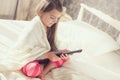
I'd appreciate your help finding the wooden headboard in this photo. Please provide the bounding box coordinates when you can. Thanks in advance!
[77,4,120,45]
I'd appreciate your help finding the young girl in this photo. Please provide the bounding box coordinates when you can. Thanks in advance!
[21,0,70,79]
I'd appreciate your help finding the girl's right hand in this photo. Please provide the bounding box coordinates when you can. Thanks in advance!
[47,52,61,61]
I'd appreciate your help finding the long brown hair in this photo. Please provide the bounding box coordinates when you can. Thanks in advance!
[37,0,63,51]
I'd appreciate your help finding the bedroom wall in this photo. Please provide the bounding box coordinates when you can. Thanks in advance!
[0,0,18,19]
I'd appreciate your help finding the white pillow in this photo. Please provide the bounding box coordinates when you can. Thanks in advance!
[55,20,119,56]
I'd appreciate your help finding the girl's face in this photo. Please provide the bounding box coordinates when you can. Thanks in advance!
[40,9,62,27]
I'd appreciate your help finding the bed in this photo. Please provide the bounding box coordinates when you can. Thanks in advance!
[0,4,120,80]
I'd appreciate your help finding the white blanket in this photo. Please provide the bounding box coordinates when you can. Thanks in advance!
[0,16,120,80]
[0,16,50,78]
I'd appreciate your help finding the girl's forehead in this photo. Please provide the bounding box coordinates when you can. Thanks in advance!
[47,9,62,17]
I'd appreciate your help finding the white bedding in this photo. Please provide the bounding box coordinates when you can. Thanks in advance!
[0,16,120,80]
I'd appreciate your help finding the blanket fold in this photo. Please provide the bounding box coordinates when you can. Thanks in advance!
[0,16,50,71]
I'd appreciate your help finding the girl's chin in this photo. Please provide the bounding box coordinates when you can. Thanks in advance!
[48,24,53,27]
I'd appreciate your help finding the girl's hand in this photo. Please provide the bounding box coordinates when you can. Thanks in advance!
[60,54,69,60]
[47,52,61,61]
[59,49,70,60]
[45,49,70,61]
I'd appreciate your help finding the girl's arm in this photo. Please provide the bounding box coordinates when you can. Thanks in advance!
[43,51,61,61]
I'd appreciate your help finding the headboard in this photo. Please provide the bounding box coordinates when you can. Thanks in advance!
[77,4,120,45]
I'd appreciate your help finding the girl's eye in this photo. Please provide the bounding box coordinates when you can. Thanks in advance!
[50,16,55,19]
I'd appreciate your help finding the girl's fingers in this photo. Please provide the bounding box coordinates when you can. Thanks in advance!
[60,54,69,59]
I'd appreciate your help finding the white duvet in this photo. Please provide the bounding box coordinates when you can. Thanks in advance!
[0,16,120,80]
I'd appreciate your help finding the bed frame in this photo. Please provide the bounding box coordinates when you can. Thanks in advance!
[77,4,120,45]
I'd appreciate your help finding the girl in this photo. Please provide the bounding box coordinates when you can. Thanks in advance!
[21,0,70,79]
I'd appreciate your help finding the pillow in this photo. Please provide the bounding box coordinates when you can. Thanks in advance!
[55,20,119,56]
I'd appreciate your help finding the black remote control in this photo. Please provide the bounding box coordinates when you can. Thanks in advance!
[56,49,82,57]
